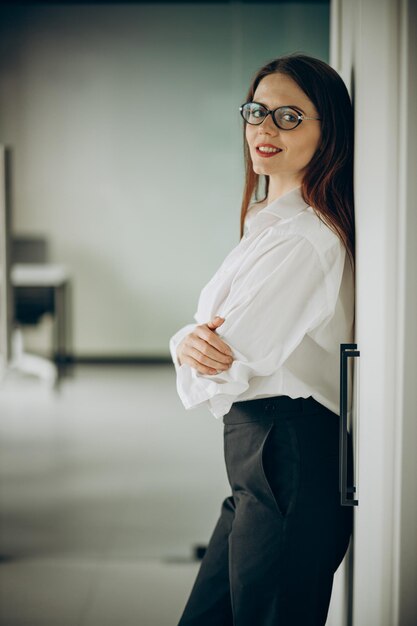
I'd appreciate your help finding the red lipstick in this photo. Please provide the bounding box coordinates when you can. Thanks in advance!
[255,143,283,158]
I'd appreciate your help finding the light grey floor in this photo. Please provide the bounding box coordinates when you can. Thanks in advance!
[0,364,231,626]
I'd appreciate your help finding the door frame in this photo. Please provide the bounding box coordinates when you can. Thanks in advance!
[330,0,417,624]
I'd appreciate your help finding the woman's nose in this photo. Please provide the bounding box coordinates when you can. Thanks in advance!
[259,114,279,134]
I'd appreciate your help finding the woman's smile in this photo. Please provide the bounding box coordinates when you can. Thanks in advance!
[255,143,283,158]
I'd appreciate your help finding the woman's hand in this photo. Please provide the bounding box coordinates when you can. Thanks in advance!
[176,316,234,375]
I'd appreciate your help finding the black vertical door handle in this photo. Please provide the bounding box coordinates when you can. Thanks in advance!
[339,343,359,506]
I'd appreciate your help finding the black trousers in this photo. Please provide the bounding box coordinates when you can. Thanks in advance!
[177,395,354,626]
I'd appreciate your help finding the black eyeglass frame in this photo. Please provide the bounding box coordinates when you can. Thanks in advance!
[239,101,321,131]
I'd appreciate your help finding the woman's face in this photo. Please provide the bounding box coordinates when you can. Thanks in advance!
[245,72,321,185]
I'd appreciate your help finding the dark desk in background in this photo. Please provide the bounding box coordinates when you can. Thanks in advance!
[11,263,72,367]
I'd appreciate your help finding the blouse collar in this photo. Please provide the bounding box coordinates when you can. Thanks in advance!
[244,185,311,237]
[259,185,309,220]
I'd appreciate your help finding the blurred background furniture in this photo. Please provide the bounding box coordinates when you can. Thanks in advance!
[0,145,14,380]
[11,236,72,382]
[0,146,72,387]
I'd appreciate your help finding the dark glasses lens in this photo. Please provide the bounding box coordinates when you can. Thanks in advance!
[240,103,267,124]
[240,103,301,130]
[274,107,300,129]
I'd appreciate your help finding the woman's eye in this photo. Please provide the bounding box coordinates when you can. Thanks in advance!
[282,113,297,122]
[252,109,264,118]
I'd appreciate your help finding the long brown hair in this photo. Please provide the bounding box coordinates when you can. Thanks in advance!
[240,53,355,272]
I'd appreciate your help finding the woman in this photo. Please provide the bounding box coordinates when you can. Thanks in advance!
[169,53,355,626]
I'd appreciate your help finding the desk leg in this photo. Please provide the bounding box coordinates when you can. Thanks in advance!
[54,282,72,375]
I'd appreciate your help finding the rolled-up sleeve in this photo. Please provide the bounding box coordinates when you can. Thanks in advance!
[172,233,334,419]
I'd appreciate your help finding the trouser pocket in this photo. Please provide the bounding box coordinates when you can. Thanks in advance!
[224,418,301,519]
[259,419,300,518]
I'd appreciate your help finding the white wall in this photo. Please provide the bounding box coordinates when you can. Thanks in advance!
[332,0,417,624]
[0,3,329,357]
[394,1,417,623]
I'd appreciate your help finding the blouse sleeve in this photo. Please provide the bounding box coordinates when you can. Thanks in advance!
[173,233,335,419]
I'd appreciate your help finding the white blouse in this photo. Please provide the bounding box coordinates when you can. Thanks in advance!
[169,185,354,420]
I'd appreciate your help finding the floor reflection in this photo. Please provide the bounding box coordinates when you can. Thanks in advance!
[0,364,229,625]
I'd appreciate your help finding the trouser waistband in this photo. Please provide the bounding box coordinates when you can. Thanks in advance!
[223,394,327,424]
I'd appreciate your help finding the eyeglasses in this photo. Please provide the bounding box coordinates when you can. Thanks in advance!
[239,101,321,131]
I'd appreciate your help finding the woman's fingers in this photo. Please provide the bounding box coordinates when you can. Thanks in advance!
[185,353,218,375]
[187,344,233,371]
[206,315,225,329]
[176,318,235,375]
[193,331,233,364]
[189,336,233,367]
[198,321,234,357]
